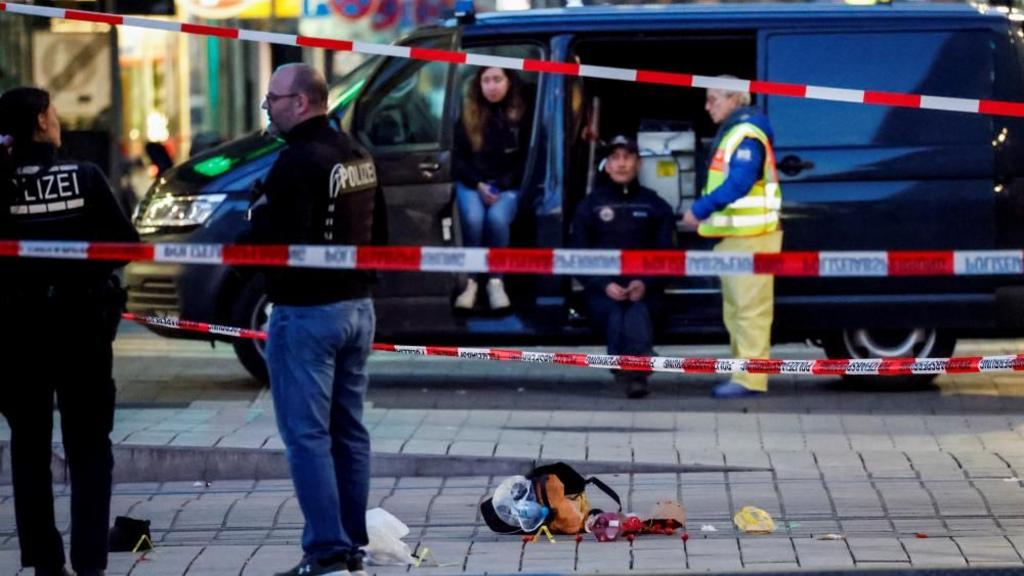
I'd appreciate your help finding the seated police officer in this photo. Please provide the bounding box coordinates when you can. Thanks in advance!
[0,87,139,576]
[570,135,675,399]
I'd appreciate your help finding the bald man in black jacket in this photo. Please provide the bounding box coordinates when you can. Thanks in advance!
[250,63,386,576]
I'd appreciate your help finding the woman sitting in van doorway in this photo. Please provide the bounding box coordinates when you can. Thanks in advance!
[453,66,531,311]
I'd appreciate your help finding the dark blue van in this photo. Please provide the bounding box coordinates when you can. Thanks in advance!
[126,2,1024,382]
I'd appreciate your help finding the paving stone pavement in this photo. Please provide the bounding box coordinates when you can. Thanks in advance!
[3,470,1024,575]
[3,330,1024,573]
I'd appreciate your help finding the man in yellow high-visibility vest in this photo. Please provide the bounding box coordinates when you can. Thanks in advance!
[683,83,783,398]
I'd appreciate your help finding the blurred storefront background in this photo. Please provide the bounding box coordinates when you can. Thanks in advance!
[0,0,508,200]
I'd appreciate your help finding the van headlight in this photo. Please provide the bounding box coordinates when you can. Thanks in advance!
[137,194,227,228]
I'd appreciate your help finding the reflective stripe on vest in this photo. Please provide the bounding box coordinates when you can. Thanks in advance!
[698,122,782,238]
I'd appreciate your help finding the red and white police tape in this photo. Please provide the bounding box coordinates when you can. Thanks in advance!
[4,240,1024,277]
[122,313,1024,376]
[2,1,1024,118]
[123,313,268,341]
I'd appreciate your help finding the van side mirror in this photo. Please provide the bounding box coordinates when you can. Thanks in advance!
[144,142,174,176]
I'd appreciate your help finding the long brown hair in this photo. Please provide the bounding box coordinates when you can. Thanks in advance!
[462,67,526,152]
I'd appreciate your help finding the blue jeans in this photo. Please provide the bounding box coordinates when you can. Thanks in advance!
[266,298,375,561]
[455,182,518,248]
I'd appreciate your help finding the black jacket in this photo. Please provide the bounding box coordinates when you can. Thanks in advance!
[570,172,675,293]
[250,116,387,306]
[0,142,139,293]
[453,101,531,191]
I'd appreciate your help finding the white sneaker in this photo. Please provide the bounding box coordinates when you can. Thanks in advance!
[487,278,511,309]
[454,278,478,309]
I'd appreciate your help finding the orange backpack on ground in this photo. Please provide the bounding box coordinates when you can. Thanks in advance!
[481,462,622,535]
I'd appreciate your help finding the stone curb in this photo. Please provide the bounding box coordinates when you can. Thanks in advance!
[514,569,1024,576]
[0,441,770,483]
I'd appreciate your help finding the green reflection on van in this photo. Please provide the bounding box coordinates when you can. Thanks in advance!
[192,155,235,178]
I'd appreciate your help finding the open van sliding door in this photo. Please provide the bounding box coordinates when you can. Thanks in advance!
[351,32,459,337]
[566,34,757,338]
[760,27,996,355]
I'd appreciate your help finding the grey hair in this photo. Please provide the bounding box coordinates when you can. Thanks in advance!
[277,63,328,109]
[714,75,752,107]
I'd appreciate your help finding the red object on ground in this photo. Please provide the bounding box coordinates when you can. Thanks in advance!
[621,515,645,534]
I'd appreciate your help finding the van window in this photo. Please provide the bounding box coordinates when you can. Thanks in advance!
[330,55,380,132]
[765,30,993,148]
[355,36,452,150]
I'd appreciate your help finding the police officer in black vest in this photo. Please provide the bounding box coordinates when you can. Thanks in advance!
[0,87,139,576]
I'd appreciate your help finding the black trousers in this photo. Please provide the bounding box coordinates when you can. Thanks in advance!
[0,293,117,572]
[586,290,663,382]
[586,291,662,356]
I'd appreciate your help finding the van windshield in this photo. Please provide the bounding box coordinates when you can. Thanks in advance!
[171,57,379,185]
[329,56,380,111]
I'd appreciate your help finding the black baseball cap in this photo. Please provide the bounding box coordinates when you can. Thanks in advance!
[606,134,639,156]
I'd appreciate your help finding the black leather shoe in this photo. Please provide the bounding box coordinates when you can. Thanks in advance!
[625,375,651,399]
[615,371,651,399]
[274,556,348,576]
[347,554,369,576]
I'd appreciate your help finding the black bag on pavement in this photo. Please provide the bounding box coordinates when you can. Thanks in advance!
[108,515,152,552]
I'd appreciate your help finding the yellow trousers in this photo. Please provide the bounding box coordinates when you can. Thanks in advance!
[715,230,784,392]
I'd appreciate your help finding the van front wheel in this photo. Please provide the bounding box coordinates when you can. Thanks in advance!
[821,328,956,386]
[231,275,270,385]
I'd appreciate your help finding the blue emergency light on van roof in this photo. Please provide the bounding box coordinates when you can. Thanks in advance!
[454,0,475,22]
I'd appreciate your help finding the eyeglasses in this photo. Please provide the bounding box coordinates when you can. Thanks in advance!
[264,92,299,105]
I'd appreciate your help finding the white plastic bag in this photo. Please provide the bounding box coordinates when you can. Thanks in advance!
[363,508,416,566]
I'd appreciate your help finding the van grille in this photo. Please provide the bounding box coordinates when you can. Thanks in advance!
[127,278,180,314]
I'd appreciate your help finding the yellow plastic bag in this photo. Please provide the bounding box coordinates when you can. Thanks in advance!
[733,506,776,534]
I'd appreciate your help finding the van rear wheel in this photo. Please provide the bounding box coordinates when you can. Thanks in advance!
[231,275,270,385]
[822,328,956,386]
